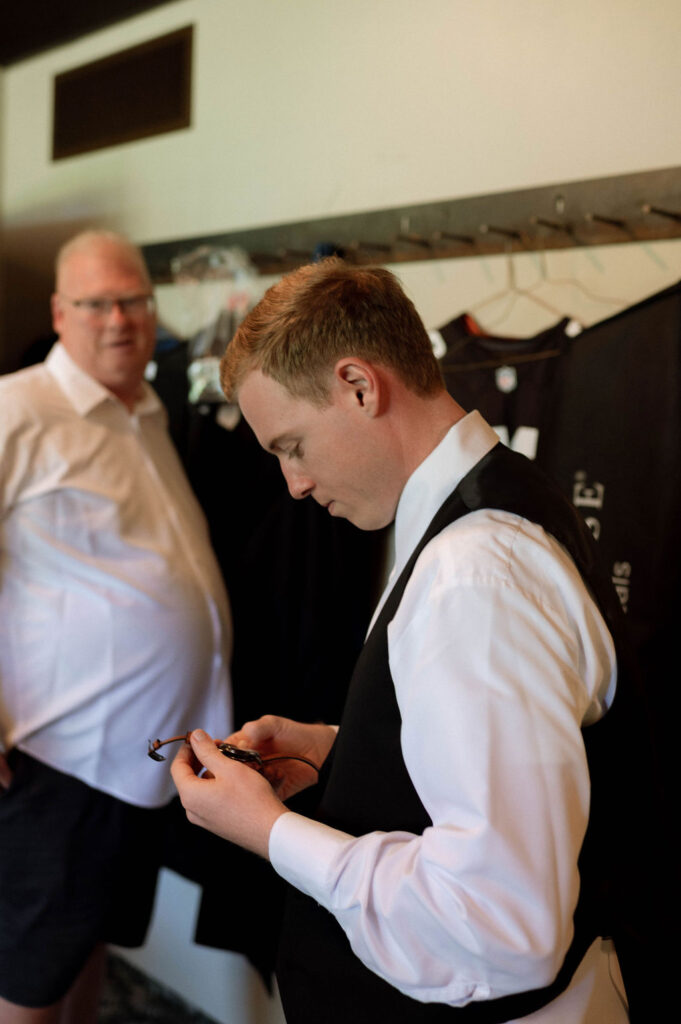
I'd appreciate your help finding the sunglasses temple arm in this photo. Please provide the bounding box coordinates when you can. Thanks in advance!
[147,732,191,758]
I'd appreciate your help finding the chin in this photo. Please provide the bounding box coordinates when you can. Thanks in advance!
[348,510,395,532]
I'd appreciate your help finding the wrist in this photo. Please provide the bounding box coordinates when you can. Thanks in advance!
[245,798,288,860]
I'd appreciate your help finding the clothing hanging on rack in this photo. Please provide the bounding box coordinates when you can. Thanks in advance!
[433,313,580,460]
[151,346,389,985]
[436,282,681,810]
[537,283,681,783]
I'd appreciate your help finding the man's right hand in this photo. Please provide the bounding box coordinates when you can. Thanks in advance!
[0,752,12,791]
[227,715,337,801]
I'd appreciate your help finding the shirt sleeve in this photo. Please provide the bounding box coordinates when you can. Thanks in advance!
[269,513,616,1006]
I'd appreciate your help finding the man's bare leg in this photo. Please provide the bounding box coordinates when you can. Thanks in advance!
[59,944,107,1024]
[0,945,106,1024]
[0,996,62,1024]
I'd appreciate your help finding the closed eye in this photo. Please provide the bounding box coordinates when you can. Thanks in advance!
[268,436,303,460]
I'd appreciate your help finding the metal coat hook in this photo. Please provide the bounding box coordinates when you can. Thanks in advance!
[142,167,681,281]
[530,216,578,241]
[396,233,432,248]
[349,240,392,253]
[584,212,628,231]
[434,230,476,245]
[479,224,523,242]
[641,203,681,224]
[280,248,312,261]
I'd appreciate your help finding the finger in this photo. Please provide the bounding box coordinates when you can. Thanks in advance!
[237,715,283,747]
[224,728,251,747]
[188,728,235,774]
[170,740,203,787]
[224,724,269,752]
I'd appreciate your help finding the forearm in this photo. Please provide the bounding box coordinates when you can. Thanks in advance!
[268,780,581,1004]
[267,577,605,1001]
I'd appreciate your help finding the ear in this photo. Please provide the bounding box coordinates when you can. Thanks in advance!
[333,358,382,416]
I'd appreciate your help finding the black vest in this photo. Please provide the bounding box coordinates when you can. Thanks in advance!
[276,444,657,1023]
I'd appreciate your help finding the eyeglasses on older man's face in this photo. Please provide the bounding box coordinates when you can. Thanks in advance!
[59,294,156,320]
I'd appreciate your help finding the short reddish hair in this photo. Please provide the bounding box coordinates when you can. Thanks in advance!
[220,259,443,405]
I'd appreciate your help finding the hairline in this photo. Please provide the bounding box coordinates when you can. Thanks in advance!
[220,259,445,405]
[55,230,152,292]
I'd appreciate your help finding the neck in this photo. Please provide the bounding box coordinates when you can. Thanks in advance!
[118,390,141,412]
[395,389,466,481]
[106,380,144,412]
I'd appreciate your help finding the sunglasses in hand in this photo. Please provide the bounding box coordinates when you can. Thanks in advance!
[147,733,320,774]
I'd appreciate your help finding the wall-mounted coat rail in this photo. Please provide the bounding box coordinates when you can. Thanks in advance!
[142,165,681,283]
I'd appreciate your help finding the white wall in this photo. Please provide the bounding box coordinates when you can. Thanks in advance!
[2,0,681,360]
[3,0,681,240]
[0,65,5,339]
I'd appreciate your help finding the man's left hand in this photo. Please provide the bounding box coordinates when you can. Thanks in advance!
[170,729,287,859]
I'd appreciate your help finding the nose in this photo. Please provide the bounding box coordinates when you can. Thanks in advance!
[107,300,129,324]
[281,462,314,500]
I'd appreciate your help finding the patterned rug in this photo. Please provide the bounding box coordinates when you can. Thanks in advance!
[100,952,217,1023]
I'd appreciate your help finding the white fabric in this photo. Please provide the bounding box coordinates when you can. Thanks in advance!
[0,343,232,807]
[270,411,626,1021]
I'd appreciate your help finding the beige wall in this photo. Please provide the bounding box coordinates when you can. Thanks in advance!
[2,0,681,362]
[4,0,681,238]
[0,66,5,350]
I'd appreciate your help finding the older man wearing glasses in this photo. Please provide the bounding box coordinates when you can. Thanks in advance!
[0,231,233,1023]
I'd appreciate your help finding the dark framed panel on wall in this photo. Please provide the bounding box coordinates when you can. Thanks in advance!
[52,25,193,160]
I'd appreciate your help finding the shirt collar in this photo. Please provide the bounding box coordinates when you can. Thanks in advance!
[392,410,499,579]
[46,342,162,418]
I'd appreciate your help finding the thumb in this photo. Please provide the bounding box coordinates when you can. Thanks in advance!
[188,729,224,771]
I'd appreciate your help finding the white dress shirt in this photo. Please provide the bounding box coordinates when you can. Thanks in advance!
[0,343,232,807]
[269,412,627,1022]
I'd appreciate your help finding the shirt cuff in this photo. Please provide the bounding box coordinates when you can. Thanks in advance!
[269,811,354,906]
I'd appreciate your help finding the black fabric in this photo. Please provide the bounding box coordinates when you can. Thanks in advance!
[149,333,193,458]
[438,315,571,450]
[183,408,387,985]
[151,351,388,985]
[438,288,681,808]
[0,750,166,1008]
[535,285,681,810]
[276,444,660,1023]
[160,796,286,991]
[179,402,388,728]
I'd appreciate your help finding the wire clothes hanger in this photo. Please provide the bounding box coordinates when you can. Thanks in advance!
[467,220,628,336]
[442,229,630,372]
[444,245,573,374]
[468,244,576,333]
[523,245,627,312]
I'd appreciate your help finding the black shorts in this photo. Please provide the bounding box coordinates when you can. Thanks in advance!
[0,749,168,1008]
